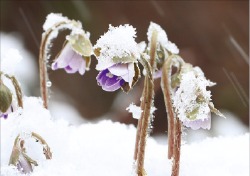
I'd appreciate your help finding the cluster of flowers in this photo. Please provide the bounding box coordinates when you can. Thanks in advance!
[1,14,223,131]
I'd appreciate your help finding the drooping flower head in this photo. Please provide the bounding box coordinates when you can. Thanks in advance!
[147,22,179,78]
[172,65,224,130]
[0,82,14,119]
[52,31,92,75]
[94,24,140,92]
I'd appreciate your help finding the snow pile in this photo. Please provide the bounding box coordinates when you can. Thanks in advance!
[1,97,249,176]
[126,103,142,119]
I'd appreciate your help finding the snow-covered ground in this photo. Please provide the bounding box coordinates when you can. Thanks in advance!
[1,97,249,176]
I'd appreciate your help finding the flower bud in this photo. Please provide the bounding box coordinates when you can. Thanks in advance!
[0,83,12,113]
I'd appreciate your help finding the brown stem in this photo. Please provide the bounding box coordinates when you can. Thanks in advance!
[161,57,175,159]
[136,30,157,175]
[134,77,147,161]
[1,73,23,108]
[39,21,69,109]
[137,76,154,175]
[171,119,182,176]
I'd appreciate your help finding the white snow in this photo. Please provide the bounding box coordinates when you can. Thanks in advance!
[94,24,140,71]
[43,13,69,31]
[1,49,22,76]
[126,103,142,119]
[147,22,179,54]
[1,97,249,176]
[173,66,216,124]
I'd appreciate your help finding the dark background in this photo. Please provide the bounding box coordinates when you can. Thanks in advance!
[1,0,249,134]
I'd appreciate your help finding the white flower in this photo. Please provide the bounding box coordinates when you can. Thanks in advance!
[172,66,217,130]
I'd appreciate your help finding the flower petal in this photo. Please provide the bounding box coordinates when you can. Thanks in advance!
[183,114,211,130]
[52,43,74,69]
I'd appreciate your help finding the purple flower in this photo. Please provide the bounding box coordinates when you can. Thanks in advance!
[96,63,134,92]
[52,42,87,75]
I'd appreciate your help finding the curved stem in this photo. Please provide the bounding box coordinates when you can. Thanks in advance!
[161,55,184,159]
[1,72,23,108]
[136,30,157,175]
[161,57,175,159]
[39,21,72,109]
[161,55,184,176]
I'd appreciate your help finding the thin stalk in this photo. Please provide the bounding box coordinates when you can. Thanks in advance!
[1,72,23,108]
[134,54,152,161]
[39,21,69,109]
[171,119,182,176]
[136,30,157,175]
[134,77,147,161]
[161,57,175,159]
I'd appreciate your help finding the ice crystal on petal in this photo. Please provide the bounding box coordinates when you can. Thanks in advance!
[173,66,216,130]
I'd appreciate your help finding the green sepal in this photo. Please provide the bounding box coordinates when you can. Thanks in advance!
[0,83,12,112]
[68,34,92,57]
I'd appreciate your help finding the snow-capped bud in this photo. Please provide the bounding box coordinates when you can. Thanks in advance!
[173,66,223,130]
[94,24,141,92]
[0,83,12,113]
[147,22,179,79]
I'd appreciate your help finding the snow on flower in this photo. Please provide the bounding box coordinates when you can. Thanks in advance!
[94,24,140,92]
[147,22,179,79]
[172,66,218,130]
[43,13,69,31]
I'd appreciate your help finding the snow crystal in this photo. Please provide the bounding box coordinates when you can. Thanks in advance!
[43,13,69,31]
[94,24,140,71]
[147,22,179,54]
[173,66,216,126]
[1,48,22,75]
[126,103,142,119]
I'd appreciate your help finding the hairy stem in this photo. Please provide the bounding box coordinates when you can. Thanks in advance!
[172,119,182,176]
[161,57,175,159]
[39,21,69,109]
[136,30,157,175]
[1,72,23,108]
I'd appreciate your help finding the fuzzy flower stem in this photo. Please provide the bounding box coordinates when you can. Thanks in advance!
[161,55,184,176]
[172,118,182,176]
[134,74,147,161]
[39,21,70,109]
[134,54,152,161]
[136,30,157,175]
[161,57,175,159]
[0,72,23,108]
[161,55,183,159]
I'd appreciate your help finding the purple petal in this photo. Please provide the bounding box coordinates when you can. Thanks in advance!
[183,116,211,130]
[96,69,125,92]
[52,42,86,75]
[97,69,109,86]
[52,43,74,69]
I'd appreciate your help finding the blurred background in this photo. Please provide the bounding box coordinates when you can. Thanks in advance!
[1,0,249,140]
